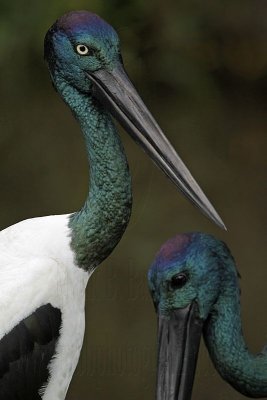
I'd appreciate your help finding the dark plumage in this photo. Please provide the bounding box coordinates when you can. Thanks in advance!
[0,304,61,399]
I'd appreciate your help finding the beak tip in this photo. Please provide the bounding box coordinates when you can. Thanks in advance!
[213,213,227,231]
[202,199,226,231]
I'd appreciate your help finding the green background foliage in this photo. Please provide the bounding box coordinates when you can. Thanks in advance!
[1,1,267,399]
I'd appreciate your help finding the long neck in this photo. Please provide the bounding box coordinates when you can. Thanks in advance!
[203,272,267,397]
[55,77,132,271]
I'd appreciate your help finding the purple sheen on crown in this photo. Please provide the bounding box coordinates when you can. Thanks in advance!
[150,233,195,273]
[55,10,115,37]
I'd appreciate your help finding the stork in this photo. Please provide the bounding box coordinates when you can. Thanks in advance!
[0,11,225,400]
[148,233,267,400]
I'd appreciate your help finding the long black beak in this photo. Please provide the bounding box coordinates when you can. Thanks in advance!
[157,303,203,400]
[87,63,226,230]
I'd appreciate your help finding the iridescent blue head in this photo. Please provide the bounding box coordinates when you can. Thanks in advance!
[148,232,237,319]
[44,11,120,91]
[148,233,238,400]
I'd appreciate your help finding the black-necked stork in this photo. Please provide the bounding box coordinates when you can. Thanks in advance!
[0,11,225,400]
[148,233,267,400]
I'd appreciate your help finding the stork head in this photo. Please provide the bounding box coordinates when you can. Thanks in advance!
[44,11,120,92]
[44,11,225,230]
[148,232,238,400]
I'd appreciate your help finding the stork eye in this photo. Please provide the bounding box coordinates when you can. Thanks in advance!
[76,44,90,55]
[170,273,188,290]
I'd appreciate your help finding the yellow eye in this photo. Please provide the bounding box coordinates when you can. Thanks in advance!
[76,44,89,55]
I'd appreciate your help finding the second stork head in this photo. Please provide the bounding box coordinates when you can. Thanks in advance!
[149,233,267,400]
[148,233,236,400]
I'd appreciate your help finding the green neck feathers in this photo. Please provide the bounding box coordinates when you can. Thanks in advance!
[57,77,132,271]
[204,271,267,397]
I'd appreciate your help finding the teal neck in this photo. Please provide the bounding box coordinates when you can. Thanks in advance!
[55,76,132,271]
[203,271,267,397]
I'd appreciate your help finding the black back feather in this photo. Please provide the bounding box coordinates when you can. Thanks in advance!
[0,304,62,399]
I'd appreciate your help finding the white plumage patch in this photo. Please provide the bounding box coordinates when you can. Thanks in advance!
[0,214,90,400]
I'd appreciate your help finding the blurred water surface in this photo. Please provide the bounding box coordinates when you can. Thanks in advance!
[1,1,267,399]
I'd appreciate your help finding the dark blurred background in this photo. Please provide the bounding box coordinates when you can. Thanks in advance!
[1,1,267,399]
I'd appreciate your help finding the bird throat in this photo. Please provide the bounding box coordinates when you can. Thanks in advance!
[55,77,132,272]
[203,278,267,397]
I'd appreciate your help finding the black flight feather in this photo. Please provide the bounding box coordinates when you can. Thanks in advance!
[0,303,62,399]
